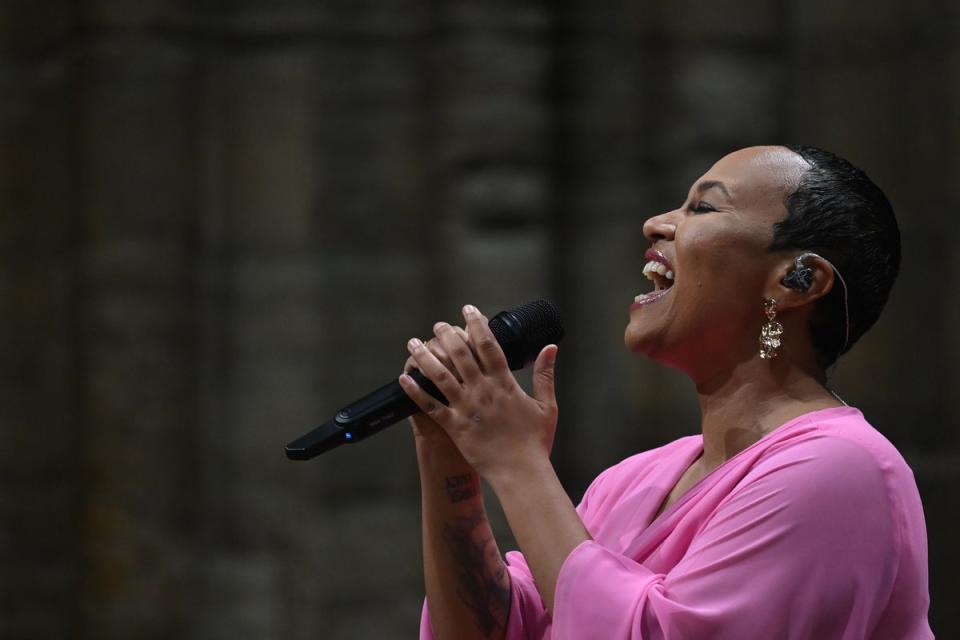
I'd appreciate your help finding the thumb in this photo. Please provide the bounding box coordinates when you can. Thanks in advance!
[532,344,559,407]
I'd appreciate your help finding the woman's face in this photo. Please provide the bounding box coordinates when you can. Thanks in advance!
[624,146,809,381]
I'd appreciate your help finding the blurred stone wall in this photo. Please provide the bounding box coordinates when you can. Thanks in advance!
[0,0,956,638]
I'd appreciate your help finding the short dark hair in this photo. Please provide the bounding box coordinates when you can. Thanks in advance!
[769,144,901,366]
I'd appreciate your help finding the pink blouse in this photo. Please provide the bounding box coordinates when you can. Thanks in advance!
[420,407,932,639]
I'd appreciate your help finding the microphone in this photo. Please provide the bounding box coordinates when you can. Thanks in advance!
[285,300,564,460]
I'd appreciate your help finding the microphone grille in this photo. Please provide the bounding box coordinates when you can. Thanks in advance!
[508,299,564,345]
[488,299,564,370]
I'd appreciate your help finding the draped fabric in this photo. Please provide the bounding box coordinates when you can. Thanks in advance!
[421,407,932,639]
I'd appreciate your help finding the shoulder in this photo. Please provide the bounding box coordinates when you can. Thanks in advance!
[753,407,918,497]
[679,409,929,635]
[738,407,923,551]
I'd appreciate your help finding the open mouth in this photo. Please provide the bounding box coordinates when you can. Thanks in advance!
[632,249,675,306]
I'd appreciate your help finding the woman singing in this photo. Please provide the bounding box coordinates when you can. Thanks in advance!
[398,145,932,639]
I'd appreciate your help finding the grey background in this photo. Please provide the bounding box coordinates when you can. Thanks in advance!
[1,0,957,638]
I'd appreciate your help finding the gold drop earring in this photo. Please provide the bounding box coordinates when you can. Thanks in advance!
[759,298,783,359]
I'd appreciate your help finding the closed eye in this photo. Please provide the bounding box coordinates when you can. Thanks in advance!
[690,201,716,214]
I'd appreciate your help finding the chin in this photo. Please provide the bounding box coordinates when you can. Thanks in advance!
[624,323,695,376]
[624,322,663,357]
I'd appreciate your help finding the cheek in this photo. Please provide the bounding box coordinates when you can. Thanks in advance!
[678,224,767,300]
[680,227,738,288]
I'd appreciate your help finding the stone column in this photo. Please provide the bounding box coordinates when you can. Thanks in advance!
[0,3,82,637]
[76,27,202,639]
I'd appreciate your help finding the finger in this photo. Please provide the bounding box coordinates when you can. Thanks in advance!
[434,322,482,384]
[532,344,559,408]
[407,337,463,403]
[427,338,463,380]
[399,373,452,424]
[403,336,461,378]
[462,304,510,378]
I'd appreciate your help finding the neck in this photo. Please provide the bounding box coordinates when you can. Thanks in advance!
[693,356,843,469]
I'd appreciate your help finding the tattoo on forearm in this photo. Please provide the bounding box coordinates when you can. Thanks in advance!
[445,473,479,503]
[443,508,511,637]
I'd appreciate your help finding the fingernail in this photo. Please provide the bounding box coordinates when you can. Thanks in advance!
[408,338,422,351]
[545,345,557,364]
[463,304,478,315]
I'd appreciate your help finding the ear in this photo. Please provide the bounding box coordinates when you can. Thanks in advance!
[767,253,836,311]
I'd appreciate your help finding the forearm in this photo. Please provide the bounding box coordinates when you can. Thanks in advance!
[487,457,591,614]
[417,437,510,640]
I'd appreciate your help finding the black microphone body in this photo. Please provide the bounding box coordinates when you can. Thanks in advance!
[285,300,563,460]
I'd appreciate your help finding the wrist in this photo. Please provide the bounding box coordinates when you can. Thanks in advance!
[483,451,555,498]
[415,430,479,488]
[415,431,466,462]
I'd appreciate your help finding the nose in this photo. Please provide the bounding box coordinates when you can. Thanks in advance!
[642,209,678,242]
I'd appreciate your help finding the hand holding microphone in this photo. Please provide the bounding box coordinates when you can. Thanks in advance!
[285,300,563,460]
[398,304,562,482]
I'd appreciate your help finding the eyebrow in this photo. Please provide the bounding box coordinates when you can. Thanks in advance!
[696,180,732,200]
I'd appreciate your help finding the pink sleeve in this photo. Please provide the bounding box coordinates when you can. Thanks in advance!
[552,437,910,640]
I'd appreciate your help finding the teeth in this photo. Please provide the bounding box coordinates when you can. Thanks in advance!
[642,259,675,282]
[633,289,669,304]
